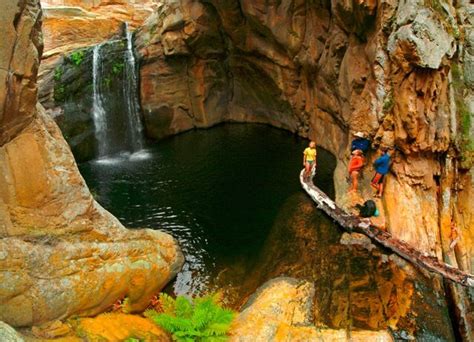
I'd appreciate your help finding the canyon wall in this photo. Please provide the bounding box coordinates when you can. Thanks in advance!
[135,2,473,336]
[0,0,183,327]
[135,0,473,267]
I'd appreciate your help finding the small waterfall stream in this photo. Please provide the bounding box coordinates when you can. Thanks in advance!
[124,23,145,152]
[91,23,145,160]
[92,44,108,156]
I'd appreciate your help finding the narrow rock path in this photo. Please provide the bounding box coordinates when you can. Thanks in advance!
[300,170,474,287]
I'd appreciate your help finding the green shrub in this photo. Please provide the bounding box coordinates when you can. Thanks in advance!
[70,50,85,66]
[145,293,235,342]
[112,62,125,75]
[54,66,63,81]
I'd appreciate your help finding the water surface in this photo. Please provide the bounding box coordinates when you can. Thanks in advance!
[80,124,333,295]
[79,124,455,340]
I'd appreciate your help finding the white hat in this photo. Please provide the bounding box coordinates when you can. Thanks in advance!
[353,132,365,138]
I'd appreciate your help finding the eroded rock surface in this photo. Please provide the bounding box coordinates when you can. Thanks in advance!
[135,0,473,284]
[230,277,394,342]
[0,0,183,327]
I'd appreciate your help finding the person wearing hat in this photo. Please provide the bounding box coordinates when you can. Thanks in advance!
[348,149,364,192]
[351,132,370,154]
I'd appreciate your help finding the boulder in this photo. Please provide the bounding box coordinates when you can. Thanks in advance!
[0,0,183,327]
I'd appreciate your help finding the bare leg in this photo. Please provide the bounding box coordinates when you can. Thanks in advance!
[350,171,359,192]
[304,162,311,180]
[378,181,384,197]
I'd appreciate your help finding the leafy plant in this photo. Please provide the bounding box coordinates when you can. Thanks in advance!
[54,84,66,102]
[112,62,125,75]
[54,66,63,81]
[70,50,85,66]
[145,293,235,342]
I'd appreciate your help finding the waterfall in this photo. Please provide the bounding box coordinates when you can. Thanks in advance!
[92,43,108,157]
[90,23,146,161]
[123,22,145,152]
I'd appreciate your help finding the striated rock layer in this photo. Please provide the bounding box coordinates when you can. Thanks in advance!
[0,0,183,327]
[135,1,473,337]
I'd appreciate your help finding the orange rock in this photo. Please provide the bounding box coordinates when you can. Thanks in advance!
[0,0,183,328]
[74,313,170,341]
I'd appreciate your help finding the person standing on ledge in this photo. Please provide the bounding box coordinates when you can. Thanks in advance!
[348,149,364,192]
[371,148,391,198]
[303,141,317,181]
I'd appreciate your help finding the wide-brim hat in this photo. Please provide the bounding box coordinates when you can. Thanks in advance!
[353,131,365,138]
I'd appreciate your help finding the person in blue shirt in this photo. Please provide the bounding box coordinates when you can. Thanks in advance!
[370,148,391,198]
[351,132,370,154]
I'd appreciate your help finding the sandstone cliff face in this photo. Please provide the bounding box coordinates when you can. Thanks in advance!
[136,3,473,336]
[135,0,473,266]
[38,0,157,111]
[0,0,183,327]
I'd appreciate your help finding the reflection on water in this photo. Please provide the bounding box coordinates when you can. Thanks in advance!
[80,124,334,296]
[79,124,455,340]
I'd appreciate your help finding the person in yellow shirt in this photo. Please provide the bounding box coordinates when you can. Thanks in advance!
[303,141,317,181]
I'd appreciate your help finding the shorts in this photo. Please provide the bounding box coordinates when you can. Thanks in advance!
[306,160,315,165]
[371,173,384,185]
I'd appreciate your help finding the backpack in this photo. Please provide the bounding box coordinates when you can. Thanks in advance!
[356,200,376,218]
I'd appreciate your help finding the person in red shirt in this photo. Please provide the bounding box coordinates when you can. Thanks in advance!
[348,149,364,192]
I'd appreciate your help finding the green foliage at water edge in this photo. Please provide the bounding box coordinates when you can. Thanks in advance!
[145,293,235,342]
[70,50,86,66]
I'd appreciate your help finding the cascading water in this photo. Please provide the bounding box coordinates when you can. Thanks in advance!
[91,23,146,161]
[123,22,145,152]
[92,44,108,157]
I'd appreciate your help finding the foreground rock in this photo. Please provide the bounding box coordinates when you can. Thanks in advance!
[72,313,170,341]
[0,322,24,342]
[230,277,393,341]
[0,0,183,327]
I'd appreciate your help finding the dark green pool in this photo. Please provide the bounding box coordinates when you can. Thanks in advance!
[80,124,334,294]
[79,124,455,340]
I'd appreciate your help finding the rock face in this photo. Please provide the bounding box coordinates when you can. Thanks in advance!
[135,0,473,280]
[38,0,157,115]
[0,0,183,327]
[50,39,141,161]
[226,193,457,340]
[230,277,394,341]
